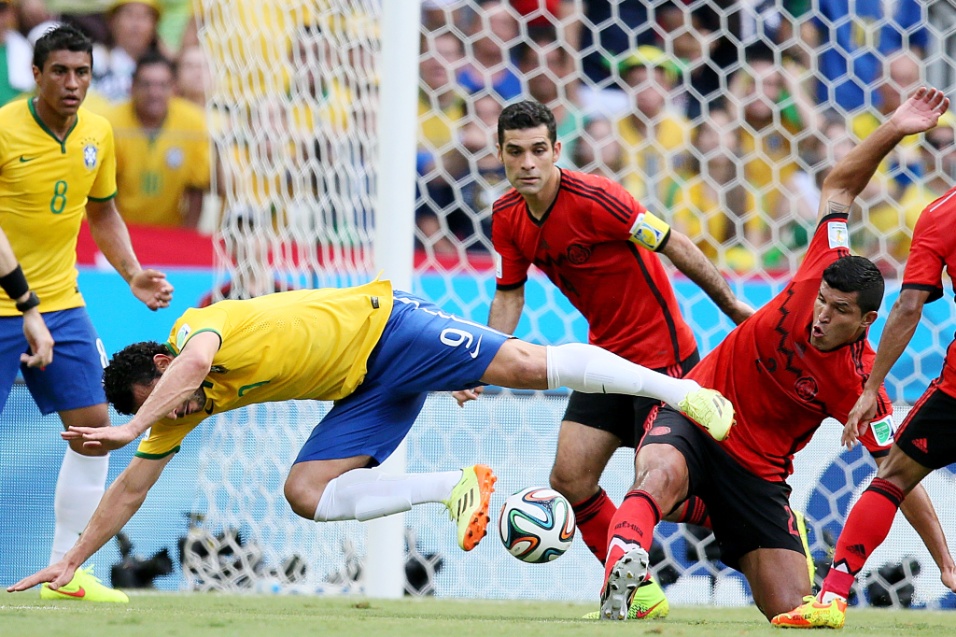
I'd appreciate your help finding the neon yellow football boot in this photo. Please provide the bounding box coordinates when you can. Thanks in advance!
[678,387,735,441]
[771,594,847,629]
[583,576,669,619]
[40,565,129,603]
[444,464,496,551]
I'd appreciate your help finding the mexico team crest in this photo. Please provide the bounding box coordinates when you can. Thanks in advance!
[83,144,98,169]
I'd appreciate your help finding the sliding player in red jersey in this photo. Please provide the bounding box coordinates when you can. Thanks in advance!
[774,105,956,631]
[454,99,752,619]
[598,88,954,623]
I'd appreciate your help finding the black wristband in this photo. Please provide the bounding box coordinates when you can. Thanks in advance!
[0,265,30,301]
[15,290,40,313]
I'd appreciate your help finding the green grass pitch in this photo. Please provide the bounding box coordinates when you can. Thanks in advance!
[3,594,956,637]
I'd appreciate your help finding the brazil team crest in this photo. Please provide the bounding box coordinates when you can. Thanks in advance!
[83,143,98,169]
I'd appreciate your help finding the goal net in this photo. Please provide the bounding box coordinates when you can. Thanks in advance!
[188,0,956,609]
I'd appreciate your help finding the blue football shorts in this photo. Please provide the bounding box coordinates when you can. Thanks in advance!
[295,293,511,465]
[0,307,108,415]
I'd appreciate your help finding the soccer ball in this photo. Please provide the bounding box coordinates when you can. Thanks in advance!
[498,487,576,563]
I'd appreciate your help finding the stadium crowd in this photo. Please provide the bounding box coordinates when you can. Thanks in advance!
[1,0,954,278]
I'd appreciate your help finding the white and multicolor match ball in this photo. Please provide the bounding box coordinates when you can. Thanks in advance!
[498,487,576,563]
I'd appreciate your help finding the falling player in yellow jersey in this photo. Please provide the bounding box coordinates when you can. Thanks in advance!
[0,25,173,603]
[8,280,736,595]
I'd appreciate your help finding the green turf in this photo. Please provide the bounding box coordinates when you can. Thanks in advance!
[2,593,955,637]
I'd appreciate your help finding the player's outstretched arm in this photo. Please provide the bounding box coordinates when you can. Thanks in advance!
[6,455,171,593]
[85,198,174,310]
[844,288,930,448]
[661,232,754,325]
[819,87,949,223]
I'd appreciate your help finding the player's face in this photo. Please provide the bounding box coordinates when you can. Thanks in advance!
[810,281,876,351]
[33,50,92,119]
[131,378,208,419]
[497,126,561,200]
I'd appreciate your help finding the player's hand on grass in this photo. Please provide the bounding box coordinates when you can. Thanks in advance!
[7,560,75,593]
[452,387,484,407]
[843,389,879,449]
[63,424,138,451]
[891,87,950,136]
[20,309,53,368]
[131,268,174,310]
[941,564,956,593]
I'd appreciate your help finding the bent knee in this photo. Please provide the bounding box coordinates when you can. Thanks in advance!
[549,468,600,504]
[284,477,324,520]
[633,445,689,504]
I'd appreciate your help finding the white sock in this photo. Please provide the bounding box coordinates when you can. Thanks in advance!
[50,448,109,564]
[314,468,462,522]
[546,343,699,408]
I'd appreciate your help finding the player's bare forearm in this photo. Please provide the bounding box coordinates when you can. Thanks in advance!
[898,482,955,575]
[86,199,142,283]
[7,456,168,592]
[488,286,525,334]
[822,88,948,210]
[663,232,751,324]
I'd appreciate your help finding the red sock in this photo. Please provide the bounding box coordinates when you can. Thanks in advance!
[675,495,711,529]
[823,478,905,599]
[604,489,660,584]
[572,488,617,564]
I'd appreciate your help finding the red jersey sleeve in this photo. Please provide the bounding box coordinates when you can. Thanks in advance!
[492,192,532,289]
[793,213,852,283]
[901,201,950,303]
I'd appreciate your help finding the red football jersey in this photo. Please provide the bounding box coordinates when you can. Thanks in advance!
[901,185,956,398]
[492,169,697,369]
[688,213,894,481]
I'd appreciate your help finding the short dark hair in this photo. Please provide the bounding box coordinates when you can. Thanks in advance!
[103,341,168,415]
[497,100,557,146]
[822,255,885,314]
[33,24,93,71]
[132,50,176,83]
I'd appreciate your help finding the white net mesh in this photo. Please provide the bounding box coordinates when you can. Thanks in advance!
[188,0,956,608]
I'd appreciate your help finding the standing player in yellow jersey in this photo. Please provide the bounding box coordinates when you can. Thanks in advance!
[0,25,173,603]
[109,51,210,229]
[7,280,735,594]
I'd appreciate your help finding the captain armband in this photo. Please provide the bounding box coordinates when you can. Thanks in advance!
[628,212,671,251]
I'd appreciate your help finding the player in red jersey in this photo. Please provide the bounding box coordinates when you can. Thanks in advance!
[453,99,752,618]
[598,88,954,623]
[774,104,956,630]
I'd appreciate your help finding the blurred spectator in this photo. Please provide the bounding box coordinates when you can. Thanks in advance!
[927,1,956,98]
[93,0,163,102]
[570,115,623,180]
[736,0,813,67]
[416,31,467,256]
[727,45,819,265]
[457,0,521,100]
[174,44,208,108]
[109,51,210,229]
[614,45,691,210]
[665,111,749,269]
[0,0,34,105]
[453,93,505,250]
[508,0,573,30]
[514,28,582,150]
[868,113,956,272]
[574,0,655,117]
[156,0,192,53]
[851,49,923,195]
[807,0,927,113]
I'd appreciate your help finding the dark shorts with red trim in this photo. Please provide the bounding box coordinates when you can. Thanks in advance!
[639,406,805,571]
[895,381,956,470]
[562,350,699,448]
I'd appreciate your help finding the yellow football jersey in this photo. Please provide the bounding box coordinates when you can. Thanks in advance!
[135,280,394,458]
[110,97,210,227]
[0,99,117,315]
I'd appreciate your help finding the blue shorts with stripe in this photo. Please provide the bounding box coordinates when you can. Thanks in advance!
[0,307,107,415]
[294,293,511,465]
